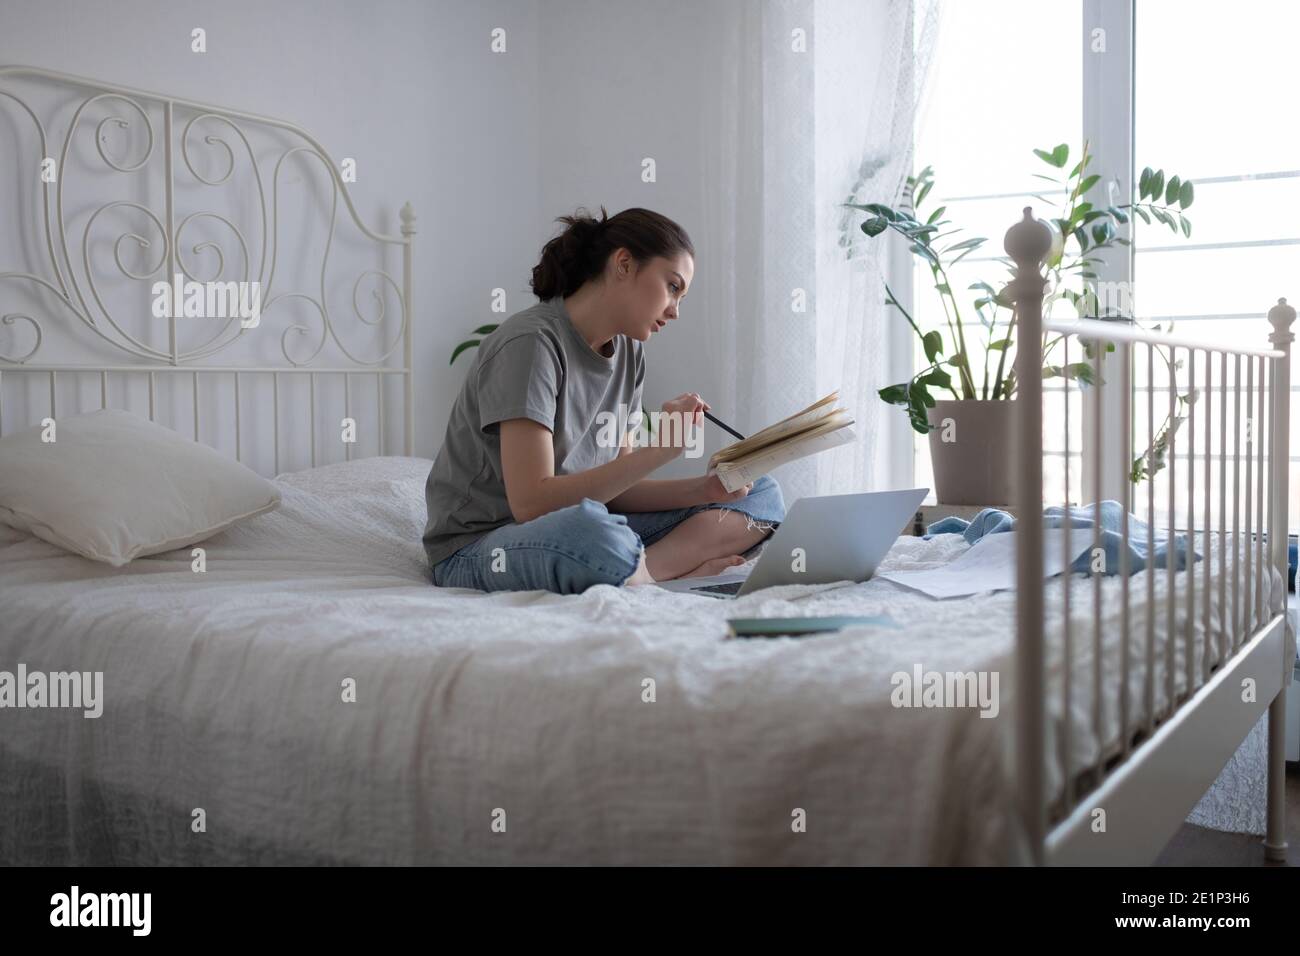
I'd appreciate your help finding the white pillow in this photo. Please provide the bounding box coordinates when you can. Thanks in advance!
[0,408,281,566]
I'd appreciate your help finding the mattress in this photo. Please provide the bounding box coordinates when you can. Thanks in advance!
[0,456,1283,865]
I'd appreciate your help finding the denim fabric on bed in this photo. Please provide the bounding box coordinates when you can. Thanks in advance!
[432,473,786,594]
[925,499,1199,576]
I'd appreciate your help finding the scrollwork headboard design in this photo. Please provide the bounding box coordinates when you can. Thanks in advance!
[0,65,415,474]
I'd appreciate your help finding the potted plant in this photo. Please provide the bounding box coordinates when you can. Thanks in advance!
[847,142,1196,504]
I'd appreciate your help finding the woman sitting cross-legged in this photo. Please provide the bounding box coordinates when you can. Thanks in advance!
[422,205,785,594]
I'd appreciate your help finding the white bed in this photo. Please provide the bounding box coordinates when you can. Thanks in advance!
[1,66,1291,867]
[0,455,1280,865]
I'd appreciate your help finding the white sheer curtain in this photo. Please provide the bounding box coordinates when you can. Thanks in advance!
[701,0,942,503]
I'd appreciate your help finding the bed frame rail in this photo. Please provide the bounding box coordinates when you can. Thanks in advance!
[1006,207,1294,865]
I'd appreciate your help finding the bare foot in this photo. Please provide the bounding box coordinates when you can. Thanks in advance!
[623,549,657,586]
[677,554,747,578]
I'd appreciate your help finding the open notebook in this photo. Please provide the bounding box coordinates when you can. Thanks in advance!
[706,391,856,492]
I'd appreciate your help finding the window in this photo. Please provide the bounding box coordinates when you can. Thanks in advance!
[911,0,1083,505]
[908,0,1300,534]
[1134,0,1300,532]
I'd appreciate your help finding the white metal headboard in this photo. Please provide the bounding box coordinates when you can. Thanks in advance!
[0,65,415,474]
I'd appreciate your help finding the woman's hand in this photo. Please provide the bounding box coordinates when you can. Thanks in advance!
[660,392,710,428]
[698,471,753,504]
[657,393,710,458]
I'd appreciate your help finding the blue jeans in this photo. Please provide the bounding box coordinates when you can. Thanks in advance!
[431,474,787,594]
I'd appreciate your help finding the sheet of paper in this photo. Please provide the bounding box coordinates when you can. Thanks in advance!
[877,528,1096,599]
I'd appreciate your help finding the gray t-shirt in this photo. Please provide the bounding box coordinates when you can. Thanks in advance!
[422,296,645,568]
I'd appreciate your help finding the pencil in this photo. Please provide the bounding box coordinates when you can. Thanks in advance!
[703,410,746,442]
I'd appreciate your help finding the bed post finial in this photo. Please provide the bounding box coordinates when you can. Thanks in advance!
[1005,206,1053,266]
[1007,205,1051,866]
[400,201,417,237]
[1268,297,1295,340]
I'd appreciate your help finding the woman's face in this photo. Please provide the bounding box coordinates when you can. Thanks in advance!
[612,250,693,342]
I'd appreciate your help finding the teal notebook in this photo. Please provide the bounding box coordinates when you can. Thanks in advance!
[725,615,898,639]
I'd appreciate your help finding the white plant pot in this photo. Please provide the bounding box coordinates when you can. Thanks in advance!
[925,400,1017,506]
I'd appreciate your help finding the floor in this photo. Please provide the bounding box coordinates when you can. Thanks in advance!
[1154,763,1300,865]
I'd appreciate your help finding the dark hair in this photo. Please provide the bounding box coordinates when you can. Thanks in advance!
[530,205,694,301]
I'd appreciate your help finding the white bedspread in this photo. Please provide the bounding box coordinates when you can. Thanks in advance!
[0,457,1283,864]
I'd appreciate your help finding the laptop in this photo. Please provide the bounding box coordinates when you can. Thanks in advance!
[655,488,929,598]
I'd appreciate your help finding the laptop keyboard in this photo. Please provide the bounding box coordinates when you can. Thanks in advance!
[690,580,745,596]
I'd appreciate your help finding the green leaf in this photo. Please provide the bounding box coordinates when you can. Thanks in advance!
[1033,148,1057,165]
[472,323,499,335]
[921,368,952,389]
[922,330,944,362]
[450,339,481,365]
[946,354,969,368]
[987,338,1012,351]
[1091,220,1114,244]
[1041,362,1097,385]
[1073,225,1089,251]
[860,216,889,237]
[1133,206,1151,225]
[851,202,900,220]
[1150,169,1165,203]
[914,180,934,208]
[1139,167,1154,199]
[943,237,986,254]
[1075,173,1101,197]
[1178,180,1194,208]
[1180,215,1192,238]
[909,242,940,267]
[1066,362,1096,385]
[1152,206,1176,229]
[1165,175,1181,206]
[926,205,947,224]
[879,382,910,405]
[1050,143,1069,167]
[1106,205,1129,224]
[909,381,936,409]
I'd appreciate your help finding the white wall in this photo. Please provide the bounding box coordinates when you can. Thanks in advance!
[0,0,862,478]
[536,0,768,478]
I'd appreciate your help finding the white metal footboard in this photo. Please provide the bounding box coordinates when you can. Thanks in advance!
[1006,207,1294,865]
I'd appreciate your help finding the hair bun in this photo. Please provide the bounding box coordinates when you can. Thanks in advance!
[529,206,694,301]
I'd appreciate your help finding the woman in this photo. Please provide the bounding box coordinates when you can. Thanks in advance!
[423,205,785,594]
